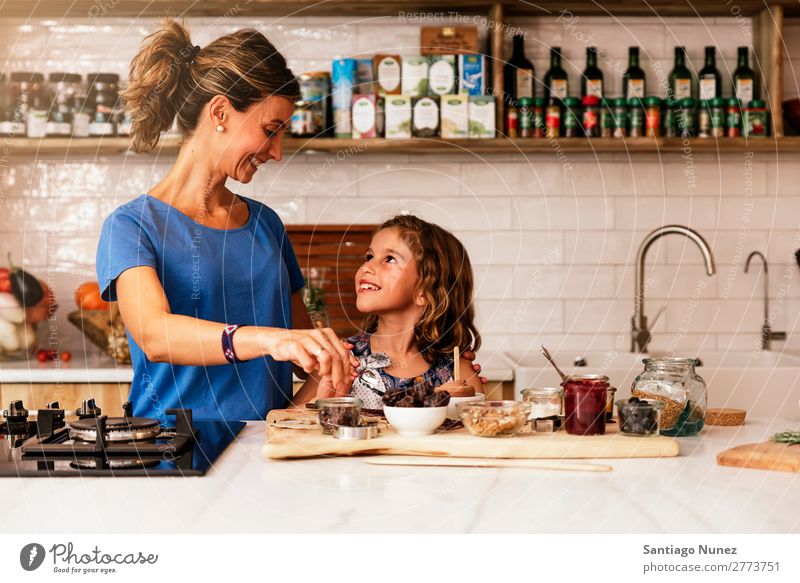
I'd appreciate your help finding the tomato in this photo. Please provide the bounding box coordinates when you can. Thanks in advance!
[37,349,48,363]
[75,281,110,310]
[0,268,10,294]
[61,351,72,362]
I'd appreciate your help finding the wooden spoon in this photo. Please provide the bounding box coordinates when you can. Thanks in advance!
[540,345,568,383]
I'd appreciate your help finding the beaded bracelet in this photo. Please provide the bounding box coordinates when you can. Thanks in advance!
[221,324,248,364]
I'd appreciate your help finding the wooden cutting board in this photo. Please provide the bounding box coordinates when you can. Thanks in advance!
[717,441,800,473]
[263,409,680,460]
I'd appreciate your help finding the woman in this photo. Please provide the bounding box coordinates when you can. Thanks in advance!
[96,20,356,421]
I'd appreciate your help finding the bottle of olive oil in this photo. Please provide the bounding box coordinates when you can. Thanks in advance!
[503,34,535,103]
[733,46,757,104]
[582,46,603,98]
[544,47,568,103]
[668,46,693,100]
[698,46,721,100]
[623,46,645,99]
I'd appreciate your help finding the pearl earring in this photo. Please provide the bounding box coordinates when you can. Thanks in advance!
[216,124,224,133]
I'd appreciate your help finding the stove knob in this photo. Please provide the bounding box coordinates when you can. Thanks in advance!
[122,401,132,418]
[3,400,29,419]
[77,398,101,418]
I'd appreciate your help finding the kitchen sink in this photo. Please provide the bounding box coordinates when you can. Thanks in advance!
[505,349,800,418]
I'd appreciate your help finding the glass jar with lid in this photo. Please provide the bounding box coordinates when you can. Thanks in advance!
[47,72,82,137]
[631,357,706,437]
[87,72,119,136]
[521,387,563,420]
[564,374,608,436]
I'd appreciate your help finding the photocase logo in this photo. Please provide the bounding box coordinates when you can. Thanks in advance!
[20,543,46,571]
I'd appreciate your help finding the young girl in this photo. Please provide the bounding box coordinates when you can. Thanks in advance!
[295,215,483,409]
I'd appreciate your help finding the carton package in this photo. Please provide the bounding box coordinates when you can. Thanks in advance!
[351,94,379,138]
[374,54,402,95]
[411,95,440,137]
[355,58,374,94]
[440,94,469,139]
[385,95,412,139]
[402,56,429,97]
[458,54,485,95]
[332,58,357,137]
[428,55,457,96]
[468,95,495,138]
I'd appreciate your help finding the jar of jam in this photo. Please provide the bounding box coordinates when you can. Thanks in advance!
[518,97,534,138]
[562,97,580,137]
[644,96,661,137]
[532,97,545,138]
[505,106,519,138]
[611,97,627,138]
[600,98,613,138]
[697,99,711,138]
[709,97,725,138]
[545,98,561,138]
[12,72,48,138]
[677,97,696,138]
[726,98,742,137]
[581,94,600,137]
[87,72,119,136]
[563,374,609,436]
[627,97,644,137]
[744,99,769,138]
[46,72,81,137]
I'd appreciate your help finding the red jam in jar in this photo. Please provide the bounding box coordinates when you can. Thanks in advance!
[564,375,609,435]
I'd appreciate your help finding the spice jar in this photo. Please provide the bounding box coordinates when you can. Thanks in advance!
[677,97,695,138]
[644,96,661,138]
[611,97,627,138]
[46,72,82,137]
[562,96,581,137]
[616,398,664,437]
[600,98,613,137]
[505,106,519,138]
[545,98,561,138]
[518,97,533,138]
[605,386,617,422]
[581,94,600,137]
[521,387,563,419]
[709,97,725,138]
[0,74,26,136]
[726,98,742,137]
[87,72,119,136]
[627,97,644,137]
[531,97,545,138]
[316,397,362,435]
[631,357,706,437]
[744,99,769,138]
[698,100,711,138]
[12,72,48,138]
[563,375,608,436]
[663,97,678,138]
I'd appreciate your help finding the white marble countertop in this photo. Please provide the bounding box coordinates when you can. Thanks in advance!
[1,416,798,534]
[0,351,514,384]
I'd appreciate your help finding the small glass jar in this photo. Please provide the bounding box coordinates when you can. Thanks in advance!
[46,72,82,137]
[631,357,706,437]
[697,99,712,138]
[87,72,119,136]
[564,374,608,436]
[518,97,534,138]
[726,98,742,137]
[611,97,627,138]
[521,387,563,420]
[505,106,519,138]
[677,97,696,138]
[644,96,661,137]
[581,94,600,137]
[316,397,362,435]
[12,72,48,138]
[531,97,545,138]
[616,398,665,437]
[545,98,561,138]
[600,98,613,137]
[744,99,769,138]
[709,97,725,138]
[605,386,617,422]
[562,96,581,137]
[663,97,678,138]
[627,97,644,137]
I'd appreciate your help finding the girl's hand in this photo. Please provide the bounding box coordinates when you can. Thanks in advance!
[314,375,352,399]
[265,328,357,393]
[461,350,488,385]
[435,380,476,397]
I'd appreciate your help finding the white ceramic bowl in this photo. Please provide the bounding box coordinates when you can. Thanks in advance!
[384,405,448,436]
[446,393,486,420]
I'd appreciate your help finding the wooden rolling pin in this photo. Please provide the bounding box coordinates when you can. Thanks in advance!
[363,456,612,472]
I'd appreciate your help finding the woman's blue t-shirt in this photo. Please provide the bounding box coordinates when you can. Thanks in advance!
[96,194,305,421]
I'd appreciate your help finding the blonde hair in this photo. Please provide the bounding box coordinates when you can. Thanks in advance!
[123,19,300,152]
[364,215,481,364]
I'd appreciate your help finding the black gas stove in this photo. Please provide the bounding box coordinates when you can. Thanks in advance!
[0,399,245,477]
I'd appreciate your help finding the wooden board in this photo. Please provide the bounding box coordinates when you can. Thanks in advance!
[717,441,800,473]
[263,408,680,460]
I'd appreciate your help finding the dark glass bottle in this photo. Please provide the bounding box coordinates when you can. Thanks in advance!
[733,46,757,104]
[623,46,646,100]
[582,46,603,98]
[544,47,568,103]
[503,34,535,105]
[668,46,693,101]
[698,46,721,100]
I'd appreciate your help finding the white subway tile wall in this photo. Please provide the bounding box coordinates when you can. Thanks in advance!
[1,14,799,356]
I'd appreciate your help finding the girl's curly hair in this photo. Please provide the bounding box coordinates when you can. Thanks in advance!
[364,215,481,364]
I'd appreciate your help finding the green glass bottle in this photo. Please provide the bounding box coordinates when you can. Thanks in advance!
[668,46,693,101]
[544,47,568,103]
[733,46,757,104]
[623,46,646,100]
[698,46,721,100]
[582,46,603,98]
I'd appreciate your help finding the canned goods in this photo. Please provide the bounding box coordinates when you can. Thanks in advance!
[518,97,533,138]
[663,97,678,137]
[600,98,613,138]
[644,96,661,138]
[581,94,600,138]
[627,97,644,137]
[545,99,561,138]
[562,97,580,137]
[677,97,695,138]
[710,97,725,138]
[744,99,769,138]
[532,97,545,138]
[698,100,711,138]
[506,106,519,138]
[726,98,742,137]
[611,97,627,138]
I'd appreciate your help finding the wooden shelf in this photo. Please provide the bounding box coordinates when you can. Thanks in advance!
[7,136,800,157]
[0,0,794,18]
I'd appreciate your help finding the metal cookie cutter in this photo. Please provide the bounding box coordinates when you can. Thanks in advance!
[333,422,380,441]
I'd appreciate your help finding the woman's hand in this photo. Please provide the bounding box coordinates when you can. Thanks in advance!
[263,328,357,393]
[461,350,488,385]
[435,380,476,397]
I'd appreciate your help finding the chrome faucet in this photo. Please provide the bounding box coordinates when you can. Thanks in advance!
[632,225,716,353]
[744,251,786,350]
